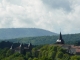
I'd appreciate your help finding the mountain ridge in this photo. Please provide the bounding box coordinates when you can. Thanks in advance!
[5,33,80,45]
[0,28,57,39]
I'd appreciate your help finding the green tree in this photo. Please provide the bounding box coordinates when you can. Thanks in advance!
[70,55,80,60]
[48,51,56,60]
[6,50,14,57]
[62,54,70,60]
[26,52,31,59]
[56,51,63,59]
[58,48,66,53]
[12,57,25,60]
[33,58,38,60]
[32,48,38,57]
[28,57,32,60]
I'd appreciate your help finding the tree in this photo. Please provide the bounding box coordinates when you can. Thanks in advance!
[6,50,14,57]
[58,48,66,53]
[28,57,32,60]
[48,51,56,60]
[26,52,31,59]
[62,54,70,60]
[12,57,25,60]
[70,55,80,60]
[32,48,37,57]
[56,51,63,59]
[33,58,38,60]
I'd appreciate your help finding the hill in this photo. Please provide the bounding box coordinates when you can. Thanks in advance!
[0,28,57,39]
[4,33,80,45]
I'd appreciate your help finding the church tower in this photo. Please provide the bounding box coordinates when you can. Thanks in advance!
[56,32,64,44]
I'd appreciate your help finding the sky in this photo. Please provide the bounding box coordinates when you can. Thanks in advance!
[0,0,80,34]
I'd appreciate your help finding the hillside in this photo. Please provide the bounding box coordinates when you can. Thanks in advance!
[4,33,80,45]
[0,28,57,39]
[0,44,76,60]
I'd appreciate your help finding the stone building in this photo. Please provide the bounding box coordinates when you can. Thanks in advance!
[10,43,32,54]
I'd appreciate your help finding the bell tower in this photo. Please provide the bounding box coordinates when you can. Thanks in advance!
[56,32,64,44]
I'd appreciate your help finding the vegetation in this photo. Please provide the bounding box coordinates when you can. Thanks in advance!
[1,33,80,45]
[0,28,80,45]
[0,45,80,60]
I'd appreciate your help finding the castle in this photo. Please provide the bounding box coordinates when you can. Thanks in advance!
[10,43,32,54]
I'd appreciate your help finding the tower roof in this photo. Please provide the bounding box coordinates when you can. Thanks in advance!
[59,32,62,40]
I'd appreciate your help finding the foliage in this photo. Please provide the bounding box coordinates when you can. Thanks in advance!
[1,33,80,45]
[0,44,80,60]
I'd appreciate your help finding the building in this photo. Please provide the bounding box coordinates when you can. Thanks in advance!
[68,45,80,55]
[56,32,64,44]
[10,43,32,54]
[56,32,80,55]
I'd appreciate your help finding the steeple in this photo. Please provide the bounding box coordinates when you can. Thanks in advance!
[59,32,62,40]
[56,31,64,44]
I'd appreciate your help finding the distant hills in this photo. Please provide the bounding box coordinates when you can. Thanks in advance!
[6,33,80,45]
[1,28,80,45]
[0,28,57,39]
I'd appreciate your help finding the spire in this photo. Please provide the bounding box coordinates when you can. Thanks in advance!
[56,31,64,44]
[59,32,62,40]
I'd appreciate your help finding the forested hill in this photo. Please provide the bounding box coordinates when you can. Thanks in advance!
[3,33,80,45]
[0,28,57,39]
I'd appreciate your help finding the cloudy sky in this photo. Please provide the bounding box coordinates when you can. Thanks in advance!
[0,0,80,34]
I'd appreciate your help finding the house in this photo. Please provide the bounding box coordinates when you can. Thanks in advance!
[69,45,80,55]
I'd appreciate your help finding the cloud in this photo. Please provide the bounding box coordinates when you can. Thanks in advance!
[0,0,80,34]
[43,0,73,12]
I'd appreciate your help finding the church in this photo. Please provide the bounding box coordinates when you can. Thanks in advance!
[56,32,80,55]
[56,32,64,44]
